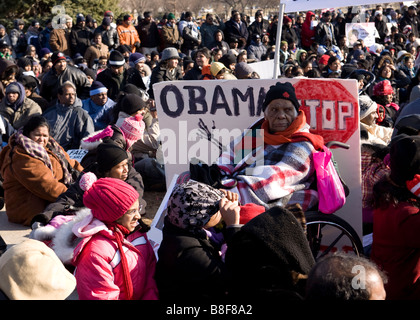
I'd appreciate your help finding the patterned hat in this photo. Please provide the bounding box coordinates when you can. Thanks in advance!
[120,114,145,149]
[166,180,225,232]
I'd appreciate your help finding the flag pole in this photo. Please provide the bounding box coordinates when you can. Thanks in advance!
[273,1,286,79]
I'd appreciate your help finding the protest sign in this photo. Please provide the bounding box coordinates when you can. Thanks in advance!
[67,149,88,162]
[153,78,362,247]
[283,0,396,13]
[345,23,378,48]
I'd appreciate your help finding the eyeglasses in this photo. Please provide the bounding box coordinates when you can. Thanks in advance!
[125,205,143,216]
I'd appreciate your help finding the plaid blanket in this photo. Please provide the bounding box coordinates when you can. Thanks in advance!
[216,124,318,211]
[13,130,73,186]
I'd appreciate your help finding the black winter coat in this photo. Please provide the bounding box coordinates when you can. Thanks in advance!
[155,217,240,301]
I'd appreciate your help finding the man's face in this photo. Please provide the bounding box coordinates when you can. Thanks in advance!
[54,59,67,74]
[110,65,124,76]
[0,28,5,37]
[234,14,241,23]
[91,91,108,106]
[206,15,214,24]
[58,85,76,106]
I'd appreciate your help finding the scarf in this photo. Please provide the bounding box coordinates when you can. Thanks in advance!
[13,130,73,186]
[106,222,135,300]
[261,111,324,150]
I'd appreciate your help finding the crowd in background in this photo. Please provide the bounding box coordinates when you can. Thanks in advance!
[2,3,420,301]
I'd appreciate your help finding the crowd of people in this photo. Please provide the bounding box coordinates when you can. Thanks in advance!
[1,3,420,301]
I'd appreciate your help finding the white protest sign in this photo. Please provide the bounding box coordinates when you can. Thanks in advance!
[345,23,378,48]
[248,60,279,79]
[283,0,397,13]
[67,149,88,162]
[147,174,178,260]
[153,78,362,243]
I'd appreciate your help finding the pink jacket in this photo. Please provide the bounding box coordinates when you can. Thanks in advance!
[71,212,158,300]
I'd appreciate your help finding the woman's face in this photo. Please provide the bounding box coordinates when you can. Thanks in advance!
[196,53,210,67]
[215,32,223,42]
[105,159,129,181]
[329,60,341,72]
[381,66,392,78]
[29,125,49,148]
[264,99,298,133]
[116,199,140,232]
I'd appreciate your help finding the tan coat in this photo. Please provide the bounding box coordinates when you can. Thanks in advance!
[0,138,83,226]
[84,42,109,68]
[49,28,70,56]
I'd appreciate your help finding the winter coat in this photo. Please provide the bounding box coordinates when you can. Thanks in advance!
[40,65,91,102]
[94,25,119,50]
[49,29,70,56]
[36,162,146,225]
[371,202,420,299]
[224,19,249,49]
[136,21,160,48]
[399,13,420,38]
[43,99,95,151]
[160,23,182,50]
[0,88,42,130]
[225,206,315,300]
[69,25,93,56]
[0,134,83,226]
[148,62,183,98]
[315,21,337,46]
[181,23,202,53]
[183,63,203,80]
[96,68,127,101]
[200,21,225,50]
[117,24,140,53]
[281,25,299,46]
[248,19,269,44]
[247,41,267,61]
[31,209,158,300]
[84,42,109,68]
[72,209,158,300]
[82,97,115,131]
[155,216,240,300]
[125,67,147,92]
[301,11,316,49]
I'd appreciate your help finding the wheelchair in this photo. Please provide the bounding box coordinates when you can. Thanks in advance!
[304,141,364,260]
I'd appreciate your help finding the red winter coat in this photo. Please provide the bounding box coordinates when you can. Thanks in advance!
[301,11,316,49]
[72,213,158,300]
[371,202,420,300]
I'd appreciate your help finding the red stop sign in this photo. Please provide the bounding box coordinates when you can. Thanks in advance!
[294,79,359,144]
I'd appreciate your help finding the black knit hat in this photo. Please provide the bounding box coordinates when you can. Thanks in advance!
[108,50,125,66]
[121,93,146,115]
[262,82,300,112]
[96,143,128,173]
[389,134,420,186]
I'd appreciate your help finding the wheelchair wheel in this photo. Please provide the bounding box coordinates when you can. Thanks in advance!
[305,211,364,260]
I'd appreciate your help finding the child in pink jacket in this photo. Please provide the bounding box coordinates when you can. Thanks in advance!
[71,173,158,300]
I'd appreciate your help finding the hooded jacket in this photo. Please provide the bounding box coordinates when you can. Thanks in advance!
[43,98,95,151]
[301,11,316,48]
[0,82,42,130]
[32,209,158,300]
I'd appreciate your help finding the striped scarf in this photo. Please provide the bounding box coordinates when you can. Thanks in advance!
[13,130,73,186]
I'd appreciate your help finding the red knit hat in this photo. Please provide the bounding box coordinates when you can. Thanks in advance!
[318,54,330,66]
[373,80,394,96]
[83,176,139,222]
[239,203,266,224]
